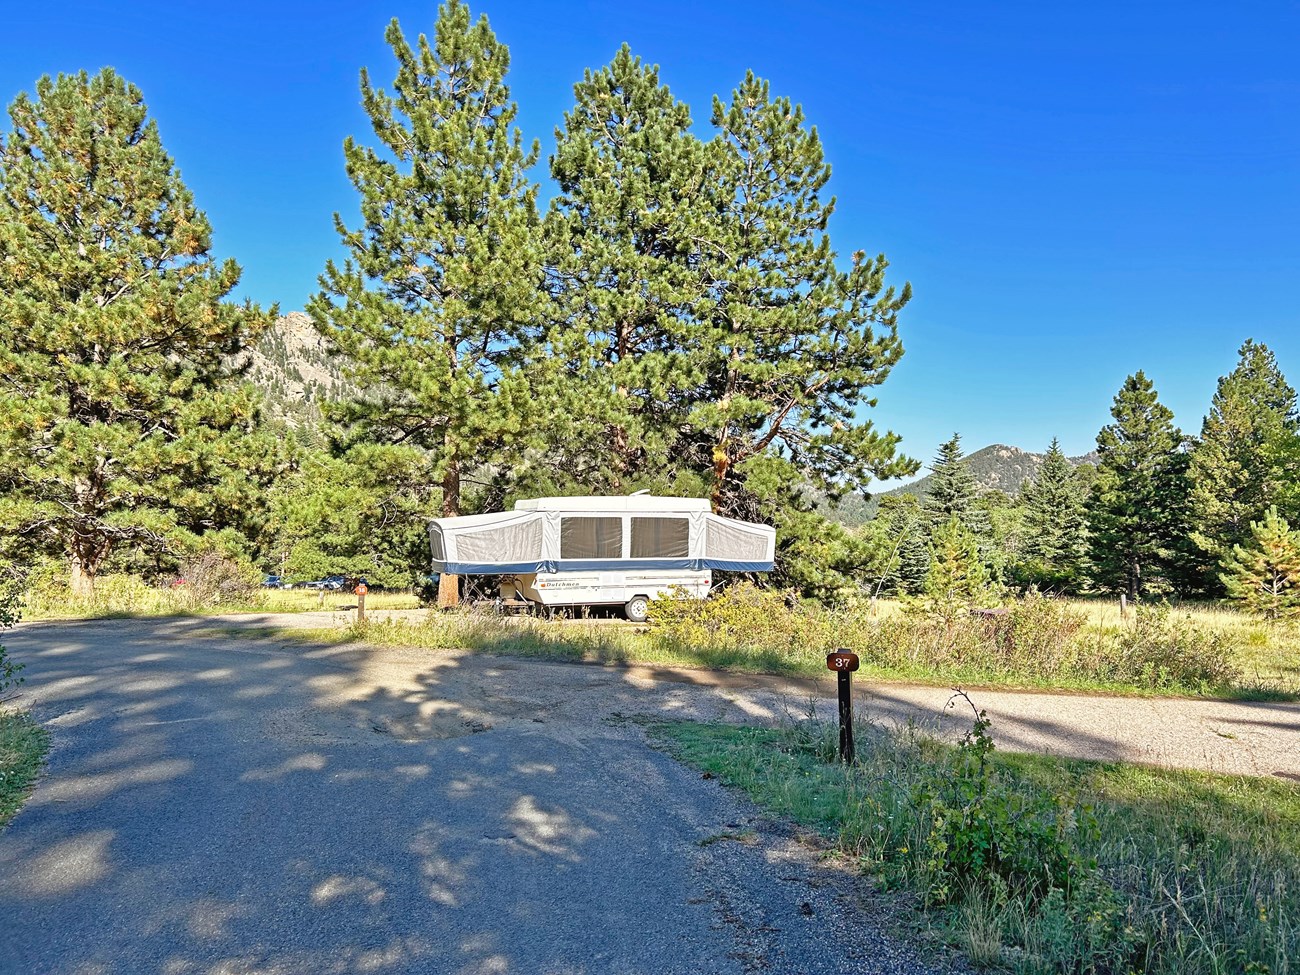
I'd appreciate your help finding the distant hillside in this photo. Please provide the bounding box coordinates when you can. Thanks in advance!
[821,443,1098,525]
[891,443,1099,500]
[242,312,356,427]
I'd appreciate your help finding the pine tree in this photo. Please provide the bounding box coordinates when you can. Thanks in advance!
[263,449,431,590]
[0,69,275,593]
[1189,340,1300,585]
[979,489,1027,584]
[543,46,709,493]
[1220,507,1300,620]
[311,0,545,608]
[1019,438,1088,589]
[923,434,990,537]
[868,493,929,595]
[1086,372,1192,600]
[1275,433,1300,526]
[914,515,996,623]
[692,73,916,518]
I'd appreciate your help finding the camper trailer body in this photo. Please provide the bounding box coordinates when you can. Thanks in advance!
[428,495,775,620]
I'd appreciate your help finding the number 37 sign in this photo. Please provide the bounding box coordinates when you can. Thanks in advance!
[825,650,860,672]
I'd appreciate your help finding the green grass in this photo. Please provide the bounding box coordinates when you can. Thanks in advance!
[0,710,49,830]
[655,714,1300,974]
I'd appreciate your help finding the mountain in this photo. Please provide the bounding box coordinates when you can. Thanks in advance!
[243,312,356,427]
[892,443,1099,499]
[820,444,1099,525]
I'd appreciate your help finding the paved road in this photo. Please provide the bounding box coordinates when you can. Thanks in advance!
[1,617,969,975]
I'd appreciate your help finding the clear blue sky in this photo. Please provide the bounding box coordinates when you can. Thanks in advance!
[4,1,1298,478]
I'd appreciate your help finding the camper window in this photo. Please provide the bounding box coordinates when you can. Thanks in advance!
[630,517,689,558]
[560,517,622,559]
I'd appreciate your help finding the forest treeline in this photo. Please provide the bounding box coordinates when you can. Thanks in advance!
[1,1,1297,613]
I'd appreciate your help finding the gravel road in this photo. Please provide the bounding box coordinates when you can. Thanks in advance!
[1,615,971,975]
[240,609,1300,780]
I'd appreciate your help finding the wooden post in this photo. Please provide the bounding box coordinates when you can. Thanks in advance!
[826,649,861,765]
[1119,593,1128,619]
[356,582,368,624]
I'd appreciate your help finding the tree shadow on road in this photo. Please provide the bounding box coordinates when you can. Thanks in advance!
[0,616,747,975]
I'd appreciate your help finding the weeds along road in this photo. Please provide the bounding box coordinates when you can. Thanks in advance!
[1,615,971,975]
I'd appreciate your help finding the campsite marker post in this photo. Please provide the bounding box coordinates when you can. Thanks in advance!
[825,649,860,765]
[355,582,368,623]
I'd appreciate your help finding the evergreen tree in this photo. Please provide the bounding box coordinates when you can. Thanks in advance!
[1086,372,1192,600]
[1188,340,1300,584]
[311,0,546,607]
[1274,433,1300,526]
[691,73,916,517]
[1220,507,1300,620]
[914,515,996,623]
[923,434,989,537]
[979,489,1027,584]
[543,46,709,493]
[0,69,275,593]
[263,449,431,590]
[867,493,929,595]
[545,67,916,595]
[1019,438,1088,589]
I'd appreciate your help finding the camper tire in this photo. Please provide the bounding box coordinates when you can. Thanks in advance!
[624,595,650,624]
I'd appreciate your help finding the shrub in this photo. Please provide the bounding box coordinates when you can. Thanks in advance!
[912,695,1101,906]
[1088,605,1242,691]
[648,583,825,659]
[0,586,23,699]
[176,552,259,608]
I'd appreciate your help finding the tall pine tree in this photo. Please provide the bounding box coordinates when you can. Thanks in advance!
[543,46,709,494]
[1188,340,1299,586]
[1019,438,1088,590]
[1086,372,1192,600]
[0,69,275,592]
[311,0,545,607]
[922,434,989,537]
[692,74,916,517]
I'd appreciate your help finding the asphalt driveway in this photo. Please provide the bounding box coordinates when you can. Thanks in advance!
[0,617,964,975]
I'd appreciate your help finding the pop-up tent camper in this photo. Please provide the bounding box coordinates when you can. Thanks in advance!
[428,495,775,620]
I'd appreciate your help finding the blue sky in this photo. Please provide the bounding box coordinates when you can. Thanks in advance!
[3,1,1298,480]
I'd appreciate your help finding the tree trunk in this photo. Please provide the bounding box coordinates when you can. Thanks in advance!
[69,541,106,598]
[710,443,729,515]
[437,455,461,610]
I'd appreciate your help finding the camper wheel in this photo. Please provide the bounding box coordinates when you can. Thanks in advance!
[624,595,650,623]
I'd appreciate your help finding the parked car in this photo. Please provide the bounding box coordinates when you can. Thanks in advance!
[262,575,286,589]
[298,576,347,591]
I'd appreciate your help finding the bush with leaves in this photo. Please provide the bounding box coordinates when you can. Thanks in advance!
[648,582,825,659]
[0,585,24,699]
[1089,605,1242,691]
[912,694,1101,907]
[176,551,260,609]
